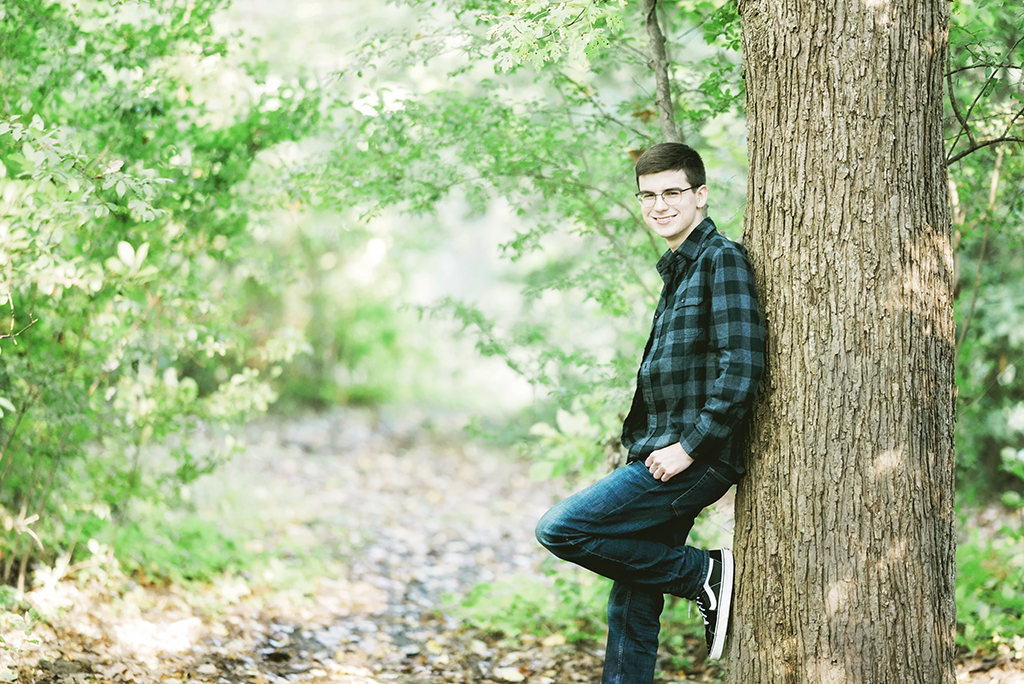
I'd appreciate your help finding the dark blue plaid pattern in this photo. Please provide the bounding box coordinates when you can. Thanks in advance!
[621,218,765,479]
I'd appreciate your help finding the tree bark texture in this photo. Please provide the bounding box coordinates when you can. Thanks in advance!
[729,0,957,682]
[639,0,682,143]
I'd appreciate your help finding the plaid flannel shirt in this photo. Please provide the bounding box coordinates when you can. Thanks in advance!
[621,218,765,479]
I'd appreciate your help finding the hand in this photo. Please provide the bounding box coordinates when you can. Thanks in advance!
[645,443,694,482]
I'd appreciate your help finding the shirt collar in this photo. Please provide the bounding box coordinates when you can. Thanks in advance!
[656,217,717,281]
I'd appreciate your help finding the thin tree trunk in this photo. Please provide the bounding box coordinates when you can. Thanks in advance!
[639,0,681,143]
[729,0,957,681]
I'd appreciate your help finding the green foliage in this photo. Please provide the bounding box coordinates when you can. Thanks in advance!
[0,606,38,656]
[238,212,409,411]
[1000,447,1024,509]
[0,585,39,660]
[454,566,611,643]
[946,0,1024,500]
[528,399,623,481]
[956,523,1024,656]
[0,0,319,581]
[95,512,253,583]
[946,0,1024,165]
[658,597,709,671]
[951,149,1024,498]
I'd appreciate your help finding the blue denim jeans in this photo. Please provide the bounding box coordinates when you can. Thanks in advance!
[535,459,734,684]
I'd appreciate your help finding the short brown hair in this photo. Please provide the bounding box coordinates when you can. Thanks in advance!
[634,143,706,189]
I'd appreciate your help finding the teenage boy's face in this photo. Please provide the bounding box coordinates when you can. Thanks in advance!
[638,170,708,251]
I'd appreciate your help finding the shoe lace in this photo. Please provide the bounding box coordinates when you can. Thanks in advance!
[694,593,710,626]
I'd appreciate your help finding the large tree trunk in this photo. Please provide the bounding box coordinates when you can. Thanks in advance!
[728,0,957,682]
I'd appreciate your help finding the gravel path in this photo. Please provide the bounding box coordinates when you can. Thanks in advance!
[181,407,608,683]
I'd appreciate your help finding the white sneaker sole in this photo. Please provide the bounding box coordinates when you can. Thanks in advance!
[708,548,734,660]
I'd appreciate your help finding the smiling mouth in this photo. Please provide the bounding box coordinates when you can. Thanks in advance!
[652,214,677,224]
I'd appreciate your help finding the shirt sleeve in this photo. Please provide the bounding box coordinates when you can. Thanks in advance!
[677,244,765,461]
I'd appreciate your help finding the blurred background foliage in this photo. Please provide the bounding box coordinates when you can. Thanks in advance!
[1,0,1023,659]
[0,0,327,590]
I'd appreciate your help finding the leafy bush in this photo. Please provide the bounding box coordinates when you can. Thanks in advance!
[956,523,1024,655]
[0,0,317,584]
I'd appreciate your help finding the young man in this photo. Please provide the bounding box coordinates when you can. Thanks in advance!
[535,143,765,682]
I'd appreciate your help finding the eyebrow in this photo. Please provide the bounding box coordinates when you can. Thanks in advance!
[638,187,687,194]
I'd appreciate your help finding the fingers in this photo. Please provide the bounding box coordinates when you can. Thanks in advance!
[644,455,660,476]
[647,459,675,482]
[645,456,660,479]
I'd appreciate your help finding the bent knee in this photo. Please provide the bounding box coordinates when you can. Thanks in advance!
[535,511,558,549]
[535,507,577,551]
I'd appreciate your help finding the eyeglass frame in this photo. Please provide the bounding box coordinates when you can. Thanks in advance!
[634,185,701,207]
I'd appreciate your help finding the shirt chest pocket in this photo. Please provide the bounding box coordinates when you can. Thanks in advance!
[670,301,708,342]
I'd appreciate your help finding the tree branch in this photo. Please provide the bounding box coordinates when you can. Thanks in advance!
[946,68,976,151]
[639,0,682,143]
[948,69,998,156]
[947,136,1024,165]
[946,33,1024,161]
[1002,103,1024,137]
[946,61,1020,77]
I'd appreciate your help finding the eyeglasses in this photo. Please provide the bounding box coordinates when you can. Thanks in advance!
[635,186,699,208]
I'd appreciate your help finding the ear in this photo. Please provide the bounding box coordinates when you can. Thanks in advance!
[695,185,709,210]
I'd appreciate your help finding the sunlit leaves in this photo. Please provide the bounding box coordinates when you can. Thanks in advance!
[483,0,628,70]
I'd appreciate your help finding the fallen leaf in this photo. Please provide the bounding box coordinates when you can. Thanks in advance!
[541,634,566,648]
[492,666,526,682]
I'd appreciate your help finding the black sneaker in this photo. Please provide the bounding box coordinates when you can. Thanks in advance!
[695,548,734,660]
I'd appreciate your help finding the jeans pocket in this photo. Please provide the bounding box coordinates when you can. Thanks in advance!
[706,465,735,485]
[670,466,731,518]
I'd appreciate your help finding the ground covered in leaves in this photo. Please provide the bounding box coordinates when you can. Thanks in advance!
[1,410,1022,684]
